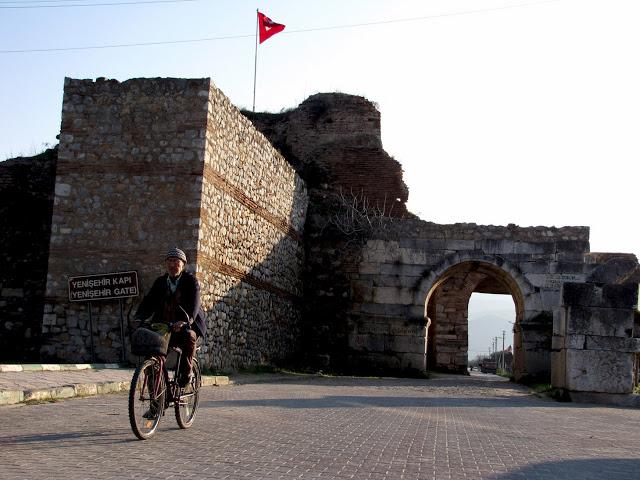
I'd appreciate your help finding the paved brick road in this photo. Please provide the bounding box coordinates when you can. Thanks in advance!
[1,373,639,479]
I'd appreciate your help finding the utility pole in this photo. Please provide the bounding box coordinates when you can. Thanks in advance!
[501,330,506,371]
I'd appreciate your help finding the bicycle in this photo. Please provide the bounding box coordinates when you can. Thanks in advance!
[128,322,202,440]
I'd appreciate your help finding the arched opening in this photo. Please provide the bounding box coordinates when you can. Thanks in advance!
[468,293,515,374]
[425,260,524,376]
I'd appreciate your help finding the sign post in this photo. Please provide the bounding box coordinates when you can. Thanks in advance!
[68,271,139,363]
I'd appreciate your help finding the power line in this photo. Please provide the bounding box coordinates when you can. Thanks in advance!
[0,0,562,53]
[0,0,128,3]
[0,0,197,8]
[0,33,253,53]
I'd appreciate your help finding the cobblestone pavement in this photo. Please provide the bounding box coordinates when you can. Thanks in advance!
[1,373,639,479]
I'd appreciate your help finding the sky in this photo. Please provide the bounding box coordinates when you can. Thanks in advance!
[1,0,638,357]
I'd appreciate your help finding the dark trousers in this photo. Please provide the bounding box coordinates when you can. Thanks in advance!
[169,328,197,378]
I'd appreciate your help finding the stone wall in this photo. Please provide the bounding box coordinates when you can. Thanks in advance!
[197,86,307,371]
[342,220,593,379]
[0,149,57,361]
[41,77,307,370]
[552,282,640,402]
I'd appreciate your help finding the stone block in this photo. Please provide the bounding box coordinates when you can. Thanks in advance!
[556,240,590,254]
[519,261,550,274]
[552,308,566,336]
[443,239,475,251]
[396,248,427,265]
[362,240,399,263]
[0,390,24,405]
[378,263,426,277]
[514,242,554,255]
[540,290,561,310]
[55,183,71,197]
[565,349,635,394]
[585,336,640,353]
[562,282,638,309]
[389,323,425,337]
[75,383,98,396]
[550,261,585,274]
[351,280,373,303]
[565,334,585,350]
[372,286,413,305]
[436,352,454,365]
[400,353,426,371]
[522,350,551,377]
[550,350,566,388]
[412,239,447,250]
[360,303,407,316]
[348,333,384,352]
[551,334,565,350]
[358,262,381,275]
[476,239,515,254]
[386,335,426,354]
[357,321,390,336]
[1,288,24,297]
[566,306,634,337]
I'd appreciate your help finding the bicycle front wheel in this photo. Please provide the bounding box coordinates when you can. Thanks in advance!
[175,359,201,429]
[129,358,166,440]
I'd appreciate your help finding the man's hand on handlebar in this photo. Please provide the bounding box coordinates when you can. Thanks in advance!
[171,321,188,333]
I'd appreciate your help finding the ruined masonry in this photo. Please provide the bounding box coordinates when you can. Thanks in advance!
[1,77,638,403]
[42,77,307,371]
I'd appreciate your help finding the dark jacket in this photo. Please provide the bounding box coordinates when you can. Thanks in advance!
[135,270,206,339]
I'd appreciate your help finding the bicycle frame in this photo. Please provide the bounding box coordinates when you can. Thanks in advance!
[141,348,184,411]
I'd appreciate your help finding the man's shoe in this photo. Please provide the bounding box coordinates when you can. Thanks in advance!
[178,372,193,388]
[142,401,159,419]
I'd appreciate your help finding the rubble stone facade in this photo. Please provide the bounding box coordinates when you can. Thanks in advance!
[40,77,306,370]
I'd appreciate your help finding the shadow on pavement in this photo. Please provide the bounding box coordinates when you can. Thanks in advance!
[489,458,640,480]
[0,429,134,447]
[200,394,565,410]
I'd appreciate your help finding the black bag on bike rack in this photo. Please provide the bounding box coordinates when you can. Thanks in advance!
[130,327,169,356]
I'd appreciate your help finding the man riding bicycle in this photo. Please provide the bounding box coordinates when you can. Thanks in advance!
[134,247,206,387]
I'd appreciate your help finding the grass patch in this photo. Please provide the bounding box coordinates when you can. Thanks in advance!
[530,383,571,402]
[531,383,552,394]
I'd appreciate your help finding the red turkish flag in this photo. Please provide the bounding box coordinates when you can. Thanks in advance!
[258,11,285,44]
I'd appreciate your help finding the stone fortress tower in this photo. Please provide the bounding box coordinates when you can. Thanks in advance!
[41,77,307,372]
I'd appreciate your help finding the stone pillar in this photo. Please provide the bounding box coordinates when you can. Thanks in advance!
[552,282,640,402]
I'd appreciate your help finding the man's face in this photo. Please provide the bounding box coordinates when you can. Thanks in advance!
[165,257,185,277]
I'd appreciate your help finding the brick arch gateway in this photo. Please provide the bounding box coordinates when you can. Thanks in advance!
[422,257,531,379]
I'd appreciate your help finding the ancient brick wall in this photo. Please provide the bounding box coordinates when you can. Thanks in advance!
[244,93,408,218]
[0,149,57,361]
[41,77,306,369]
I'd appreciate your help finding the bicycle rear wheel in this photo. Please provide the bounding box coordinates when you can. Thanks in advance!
[129,358,166,440]
[175,359,201,429]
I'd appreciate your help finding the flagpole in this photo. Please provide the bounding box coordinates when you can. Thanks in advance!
[253,9,259,112]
